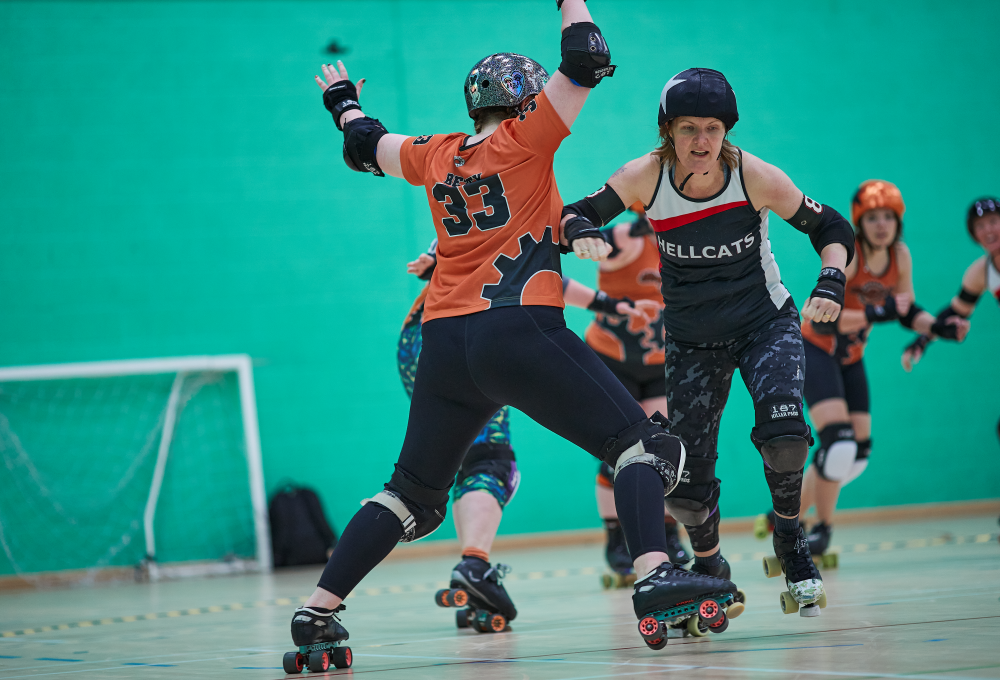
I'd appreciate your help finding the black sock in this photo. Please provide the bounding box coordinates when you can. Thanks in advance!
[613,464,668,561]
[316,502,404,598]
[694,551,723,569]
[603,518,621,532]
[774,514,799,535]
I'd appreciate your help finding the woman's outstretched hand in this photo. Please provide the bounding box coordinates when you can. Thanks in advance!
[315,60,365,95]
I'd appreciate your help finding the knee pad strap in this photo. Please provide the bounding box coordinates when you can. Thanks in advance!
[366,490,417,539]
[372,465,450,542]
[751,396,812,473]
[601,412,682,494]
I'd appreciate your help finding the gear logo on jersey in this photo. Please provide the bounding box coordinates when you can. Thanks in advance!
[637,268,661,287]
[481,227,560,305]
[853,280,892,306]
[501,71,524,98]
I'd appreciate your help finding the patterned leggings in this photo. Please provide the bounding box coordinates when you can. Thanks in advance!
[665,313,807,552]
[397,324,517,507]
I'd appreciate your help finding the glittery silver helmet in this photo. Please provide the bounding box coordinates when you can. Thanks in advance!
[464,53,549,118]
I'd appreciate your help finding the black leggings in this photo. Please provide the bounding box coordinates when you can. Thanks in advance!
[318,306,657,598]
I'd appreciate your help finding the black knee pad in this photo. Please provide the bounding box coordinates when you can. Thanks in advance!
[456,443,515,486]
[685,508,721,554]
[664,457,720,527]
[751,397,813,473]
[368,465,450,543]
[599,412,682,493]
[812,422,857,482]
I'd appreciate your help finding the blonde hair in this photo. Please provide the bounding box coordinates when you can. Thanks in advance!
[650,120,740,172]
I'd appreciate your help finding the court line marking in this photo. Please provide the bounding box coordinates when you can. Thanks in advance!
[0,651,276,679]
[2,531,995,639]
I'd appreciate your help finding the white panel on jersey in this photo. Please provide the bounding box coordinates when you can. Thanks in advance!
[757,210,791,310]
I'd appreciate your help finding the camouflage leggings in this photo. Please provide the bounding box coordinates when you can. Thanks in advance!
[665,312,806,551]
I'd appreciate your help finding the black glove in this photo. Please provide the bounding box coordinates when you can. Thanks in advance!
[930,317,962,340]
[865,296,898,323]
[588,290,631,315]
[904,334,931,356]
[561,215,607,254]
[323,79,362,131]
[810,267,847,308]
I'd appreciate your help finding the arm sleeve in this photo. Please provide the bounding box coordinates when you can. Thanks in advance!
[399,135,445,187]
[506,90,571,156]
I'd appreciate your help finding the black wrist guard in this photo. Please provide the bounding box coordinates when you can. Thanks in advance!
[905,334,931,354]
[561,215,606,254]
[558,22,616,88]
[898,302,924,329]
[865,296,898,323]
[810,267,847,307]
[588,291,630,315]
[323,80,362,131]
[958,287,981,304]
[343,117,388,177]
[930,316,961,340]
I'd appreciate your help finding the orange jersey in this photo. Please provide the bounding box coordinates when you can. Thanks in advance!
[802,239,899,364]
[584,234,666,365]
[399,91,570,322]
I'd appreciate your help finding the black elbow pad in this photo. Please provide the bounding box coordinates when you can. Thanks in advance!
[562,184,627,228]
[558,22,616,88]
[343,117,388,177]
[785,196,855,265]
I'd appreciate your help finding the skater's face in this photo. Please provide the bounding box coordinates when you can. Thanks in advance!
[670,117,726,175]
[972,213,1000,255]
[859,208,898,248]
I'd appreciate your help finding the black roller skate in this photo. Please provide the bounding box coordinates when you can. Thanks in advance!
[762,527,827,617]
[753,509,775,540]
[686,554,746,636]
[634,561,742,649]
[283,605,352,674]
[806,521,839,569]
[600,519,636,589]
[664,519,692,565]
[434,555,515,633]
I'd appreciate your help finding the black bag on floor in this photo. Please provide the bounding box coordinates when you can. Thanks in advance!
[269,484,338,567]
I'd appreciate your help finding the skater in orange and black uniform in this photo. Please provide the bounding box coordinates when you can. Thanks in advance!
[796,181,969,557]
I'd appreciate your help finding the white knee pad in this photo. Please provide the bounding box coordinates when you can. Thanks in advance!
[817,439,858,482]
[841,459,868,486]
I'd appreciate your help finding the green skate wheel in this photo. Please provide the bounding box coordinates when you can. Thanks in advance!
[727,601,745,619]
[601,573,613,589]
[686,615,708,637]
[762,555,783,578]
[818,592,828,609]
[823,553,838,569]
[752,513,771,540]
[283,651,304,674]
[307,650,330,672]
[331,646,352,669]
[779,591,799,615]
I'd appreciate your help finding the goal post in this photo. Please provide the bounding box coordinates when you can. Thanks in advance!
[0,354,271,583]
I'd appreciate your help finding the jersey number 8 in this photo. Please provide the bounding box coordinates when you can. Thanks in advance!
[432,174,511,237]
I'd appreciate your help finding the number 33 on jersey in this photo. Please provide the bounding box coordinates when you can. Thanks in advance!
[399,91,571,322]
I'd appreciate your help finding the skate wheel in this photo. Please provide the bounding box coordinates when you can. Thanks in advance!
[823,553,839,569]
[456,608,472,629]
[752,513,771,540]
[734,589,747,605]
[637,616,663,641]
[817,592,828,609]
[708,611,729,634]
[762,555,783,578]
[331,646,352,669]
[451,589,469,607]
[644,636,668,650]
[698,598,723,625]
[726,601,745,619]
[779,591,799,615]
[686,615,708,637]
[435,589,450,607]
[600,573,613,590]
[283,651,304,674]
[485,613,506,633]
[307,650,330,672]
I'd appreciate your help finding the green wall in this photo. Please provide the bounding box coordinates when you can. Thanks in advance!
[1,1,998,562]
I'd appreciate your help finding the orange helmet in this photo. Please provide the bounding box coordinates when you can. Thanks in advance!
[851,180,905,226]
[629,201,646,216]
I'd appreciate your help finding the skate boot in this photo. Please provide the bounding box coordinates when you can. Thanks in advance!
[762,527,827,617]
[807,521,839,569]
[664,519,692,565]
[634,561,743,649]
[688,553,746,613]
[601,519,636,589]
[434,555,515,633]
[283,605,352,673]
[753,509,775,539]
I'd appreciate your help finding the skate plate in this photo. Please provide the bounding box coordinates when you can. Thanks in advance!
[282,641,352,674]
[601,569,637,590]
[435,589,509,633]
[637,593,740,650]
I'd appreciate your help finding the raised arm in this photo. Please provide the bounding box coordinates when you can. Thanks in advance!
[543,0,617,129]
[315,61,408,179]
[742,152,853,325]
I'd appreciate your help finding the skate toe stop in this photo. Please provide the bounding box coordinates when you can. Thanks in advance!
[799,604,821,617]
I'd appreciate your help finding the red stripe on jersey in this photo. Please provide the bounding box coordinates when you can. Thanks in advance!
[650,200,749,232]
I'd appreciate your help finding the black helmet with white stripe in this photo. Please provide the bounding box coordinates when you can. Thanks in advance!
[967,196,1000,242]
[658,68,738,130]
[464,53,549,118]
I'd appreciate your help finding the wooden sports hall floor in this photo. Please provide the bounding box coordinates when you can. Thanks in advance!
[1,515,998,680]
